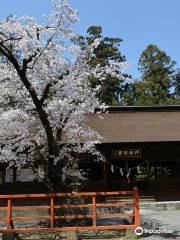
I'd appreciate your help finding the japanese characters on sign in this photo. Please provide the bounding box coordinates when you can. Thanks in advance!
[112,149,142,159]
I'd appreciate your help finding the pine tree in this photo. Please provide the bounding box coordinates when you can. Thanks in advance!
[76,26,130,105]
[136,44,176,105]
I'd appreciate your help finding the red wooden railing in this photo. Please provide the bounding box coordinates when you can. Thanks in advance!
[0,187,140,233]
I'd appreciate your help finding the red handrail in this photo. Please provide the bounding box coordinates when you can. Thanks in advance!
[0,187,140,233]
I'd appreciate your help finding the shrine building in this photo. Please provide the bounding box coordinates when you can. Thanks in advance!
[83,105,180,201]
[1,105,180,201]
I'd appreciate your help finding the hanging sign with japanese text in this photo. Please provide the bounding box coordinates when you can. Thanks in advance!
[112,149,142,159]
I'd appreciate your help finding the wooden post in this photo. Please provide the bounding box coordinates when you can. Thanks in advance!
[50,196,54,228]
[126,188,140,239]
[147,159,152,192]
[102,161,108,191]
[6,199,11,230]
[3,199,16,240]
[133,187,140,227]
[92,195,96,227]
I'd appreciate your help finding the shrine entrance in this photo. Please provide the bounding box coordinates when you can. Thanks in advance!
[82,142,180,201]
[106,159,149,192]
[105,147,149,192]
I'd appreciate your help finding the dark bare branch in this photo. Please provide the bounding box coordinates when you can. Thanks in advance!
[36,28,40,40]
[0,43,21,72]
[31,33,55,69]
[25,29,33,39]
[22,52,38,71]
[0,36,22,45]
[55,108,75,142]
[40,83,52,105]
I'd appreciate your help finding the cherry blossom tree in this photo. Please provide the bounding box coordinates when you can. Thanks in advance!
[0,0,127,192]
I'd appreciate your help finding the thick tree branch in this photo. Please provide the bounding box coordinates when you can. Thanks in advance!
[0,43,57,160]
[0,43,21,72]
[39,83,52,105]
[36,28,40,40]
[22,52,38,71]
[18,70,57,155]
[31,33,56,69]
[55,108,75,142]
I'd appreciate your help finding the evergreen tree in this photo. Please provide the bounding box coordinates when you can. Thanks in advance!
[136,44,176,105]
[173,69,180,98]
[120,81,136,105]
[77,26,130,105]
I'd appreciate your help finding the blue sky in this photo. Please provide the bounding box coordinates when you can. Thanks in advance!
[0,0,180,78]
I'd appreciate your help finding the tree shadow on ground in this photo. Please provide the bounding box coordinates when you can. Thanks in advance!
[141,218,179,239]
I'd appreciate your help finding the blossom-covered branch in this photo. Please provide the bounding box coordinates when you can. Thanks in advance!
[0,0,128,191]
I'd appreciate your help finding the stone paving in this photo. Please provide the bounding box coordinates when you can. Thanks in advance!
[139,208,180,239]
[1,208,180,239]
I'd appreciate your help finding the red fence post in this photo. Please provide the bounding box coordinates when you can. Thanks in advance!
[6,199,12,229]
[92,195,96,227]
[133,187,140,227]
[50,196,54,228]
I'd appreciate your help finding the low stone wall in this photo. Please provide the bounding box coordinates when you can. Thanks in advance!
[0,208,49,230]
[140,201,180,211]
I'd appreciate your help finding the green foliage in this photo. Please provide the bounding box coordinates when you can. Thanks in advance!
[135,44,176,105]
[77,26,129,105]
[77,29,178,106]
[173,69,180,97]
[120,81,136,105]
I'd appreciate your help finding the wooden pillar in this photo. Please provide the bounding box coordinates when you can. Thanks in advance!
[147,159,152,192]
[102,161,108,191]
[126,187,140,239]
[6,199,12,230]
[92,195,97,227]
[12,168,17,195]
[12,168,16,184]
[2,168,6,184]
[133,187,140,227]
[50,196,54,228]
[177,161,180,177]
[154,162,158,179]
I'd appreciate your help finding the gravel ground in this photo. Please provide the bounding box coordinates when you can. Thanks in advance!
[140,209,180,234]
[137,208,180,239]
[1,209,180,239]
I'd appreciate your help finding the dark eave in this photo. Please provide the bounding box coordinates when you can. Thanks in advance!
[106,105,180,113]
